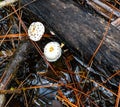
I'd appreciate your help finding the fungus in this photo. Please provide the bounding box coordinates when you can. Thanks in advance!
[28,22,45,41]
[44,42,62,62]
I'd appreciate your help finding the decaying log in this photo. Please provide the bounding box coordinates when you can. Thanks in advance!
[0,40,33,107]
[85,0,120,30]
[0,40,33,90]
[21,0,120,85]
[86,0,120,20]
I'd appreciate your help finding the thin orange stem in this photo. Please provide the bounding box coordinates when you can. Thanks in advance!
[88,12,113,66]
[115,83,120,107]
[0,83,63,94]
[104,70,120,83]
[56,95,77,107]
[0,33,27,38]
[0,33,52,39]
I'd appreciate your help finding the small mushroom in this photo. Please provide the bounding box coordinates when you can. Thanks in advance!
[28,22,45,41]
[44,42,62,62]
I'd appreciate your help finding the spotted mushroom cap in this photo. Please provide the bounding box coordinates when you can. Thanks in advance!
[28,22,45,41]
[44,42,62,62]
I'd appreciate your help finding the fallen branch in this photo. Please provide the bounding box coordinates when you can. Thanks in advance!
[0,40,33,107]
[86,0,120,30]
[0,40,33,90]
[86,0,120,18]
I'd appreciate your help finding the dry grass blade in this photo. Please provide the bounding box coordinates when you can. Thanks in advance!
[88,12,113,66]
[4,74,33,107]
[57,90,78,107]
[0,0,36,22]
[115,0,120,5]
[0,33,52,39]
[23,90,28,107]
[115,83,120,107]
[104,70,120,83]
[56,95,77,107]
[0,33,27,39]
[0,83,63,94]
[0,26,12,46]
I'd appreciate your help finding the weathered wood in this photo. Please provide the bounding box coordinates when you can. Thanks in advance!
[21,0,120,84]
[0,40,33,89]
[0,40,34,107]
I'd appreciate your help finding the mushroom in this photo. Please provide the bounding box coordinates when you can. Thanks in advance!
[44,42,62,62]
[28,22,45,41]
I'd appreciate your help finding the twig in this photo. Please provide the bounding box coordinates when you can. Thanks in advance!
[23,90,28,107]
[0,0,36,22]
[86,0,120,30]
[115,0,120,5]
[57,90,78,107]
[104,70,120,83]
[0,83,63,93]
[0,33,27,38]
[86,0,120,18]
[111,18,120,30]
[56,95,77,107]
[0,88,21,94]
[0,26,12,46]
[88,12,113,66]
[4,74,33,107]
[115,83,120,107]
[0,33,51,39]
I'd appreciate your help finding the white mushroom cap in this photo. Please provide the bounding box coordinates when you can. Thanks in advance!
[44,42,62,62]
[28,22,45,41]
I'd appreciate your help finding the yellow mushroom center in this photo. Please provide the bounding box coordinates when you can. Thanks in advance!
[32,26,36,33]
[49,46,54,52]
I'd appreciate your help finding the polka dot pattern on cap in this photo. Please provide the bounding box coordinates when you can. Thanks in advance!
[28,22,45,41]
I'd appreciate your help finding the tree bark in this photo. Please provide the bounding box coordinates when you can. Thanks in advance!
[21,0,120,85]
[0,40,33,90]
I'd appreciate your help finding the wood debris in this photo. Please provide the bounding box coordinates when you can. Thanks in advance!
[0,0,18,8]
[86,0,120,30]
